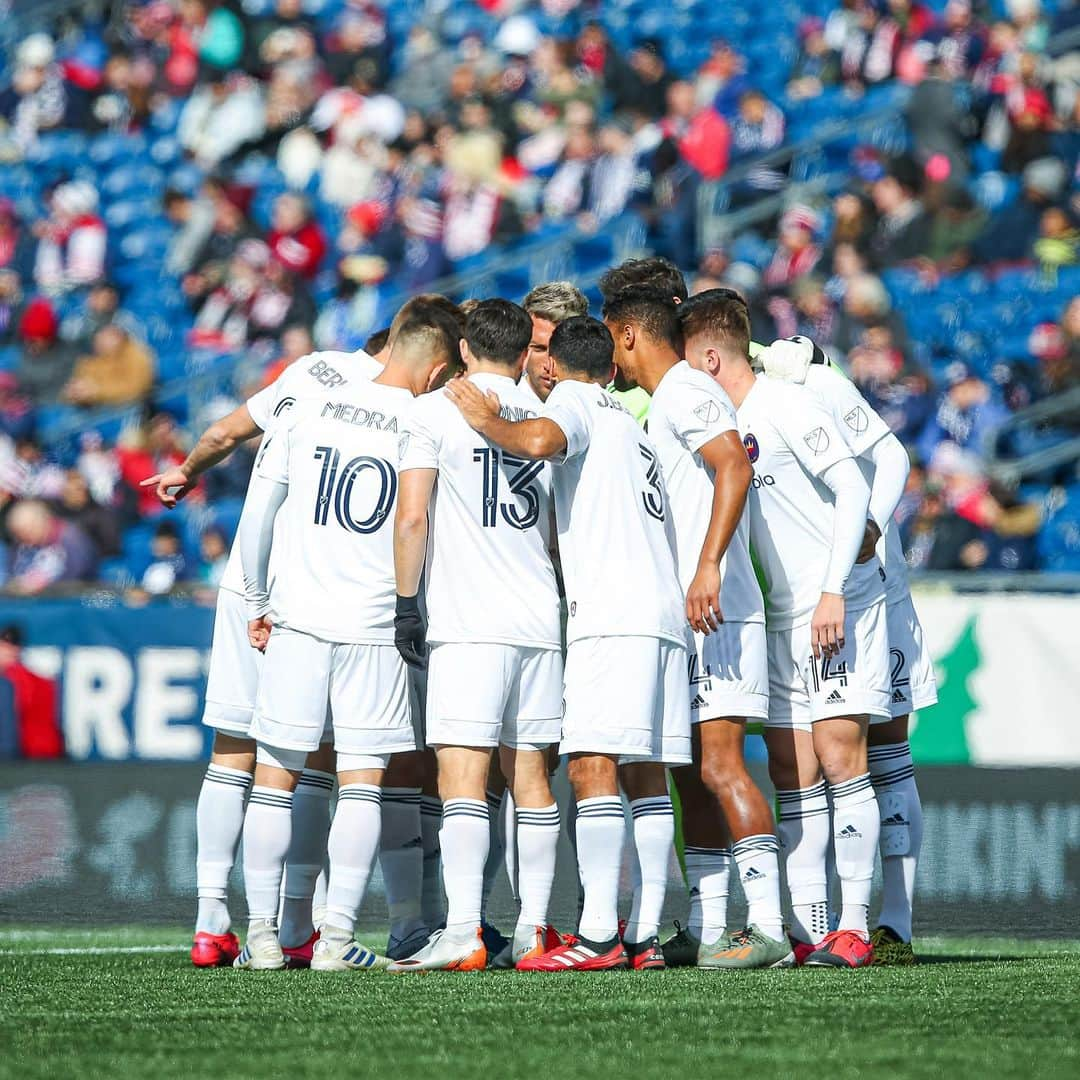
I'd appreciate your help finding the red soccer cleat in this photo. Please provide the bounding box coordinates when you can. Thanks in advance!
[191,931,241,968]
[626,936,666,970]
[517,934,629,972]
[790,937,817,966]
[804,929,874,968]
[282,930,320,969]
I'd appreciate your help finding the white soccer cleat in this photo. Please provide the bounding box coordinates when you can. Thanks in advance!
[311,932,390,972]
[386,927,487,972]
[233,920,285,970]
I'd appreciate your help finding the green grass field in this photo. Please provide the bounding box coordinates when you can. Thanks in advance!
[3,928,1078,1080]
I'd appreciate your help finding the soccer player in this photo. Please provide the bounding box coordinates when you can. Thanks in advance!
[234,317,451,971]
[520,281,590,406]
[603,286,792,969]
[142,297,460,968]
[678,291,889,969]
[389,299,564,972]
[446,316,691,971]
[759,336,937,964]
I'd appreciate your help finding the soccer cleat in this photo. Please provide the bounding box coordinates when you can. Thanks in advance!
[191,930,240,968]
[804,929,874,968]
[282,930,319,969]
[700,925,795,969]
[310,935,389,972]
[626,936,666,970]
[870,925,916,966]
[387,927,487,972]
[517,934,629,972]
[233,921,285,970]
[789,936,817,966]
[660,922,701,967]
[387,925,431,962]
[490,925,565,970]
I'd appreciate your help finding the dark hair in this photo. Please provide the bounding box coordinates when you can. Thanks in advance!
[0,624,23,646]
[598,256,689,302]
[392,315,451,365]
[364,327,390,354]
[601,285,681,349]
[154,520,180,540]
[677,289,752,355]
[390,293,466,338]
[701,285,749,315]
[464,298,533,367]
[548,316,614,380]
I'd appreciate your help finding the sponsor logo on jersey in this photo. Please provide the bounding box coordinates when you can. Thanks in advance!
[803,427,830,455]
[844,406,868,434]
[743,433,759,463]
[693,400,722,425]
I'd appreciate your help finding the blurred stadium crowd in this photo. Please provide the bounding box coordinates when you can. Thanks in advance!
[0,0,1076,595]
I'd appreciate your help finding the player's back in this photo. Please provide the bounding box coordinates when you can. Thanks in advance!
[260,380,412,644]
[544,378,685,646]
[403,373,560,648]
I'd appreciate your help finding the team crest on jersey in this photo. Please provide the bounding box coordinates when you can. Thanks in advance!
[693,400,722,425]
[844,406,868,434]
[803,427,830,455]
[398,432,410,459]
[743,433,759,463]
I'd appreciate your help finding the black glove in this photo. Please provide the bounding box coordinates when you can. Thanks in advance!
[394,594,428,669]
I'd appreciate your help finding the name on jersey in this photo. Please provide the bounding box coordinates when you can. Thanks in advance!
[307,357,349,389]
[500,404,537,422]
[597,393,629,414]
[321,401,401,432]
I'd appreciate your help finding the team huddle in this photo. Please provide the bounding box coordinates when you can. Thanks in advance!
[146,256,936,974]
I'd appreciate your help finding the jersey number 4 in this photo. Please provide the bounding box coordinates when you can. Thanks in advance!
[473,447,544,530]
[312,445,396,533]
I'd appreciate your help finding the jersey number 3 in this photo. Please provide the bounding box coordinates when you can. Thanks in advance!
[639,443,665,522]
[312,445,396,533]
[473,447,544,530]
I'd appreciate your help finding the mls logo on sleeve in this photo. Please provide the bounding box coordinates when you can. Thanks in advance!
[803,427,830,455]
[844,406,868,435]
[694,400,722,425]
[743,433,759,463]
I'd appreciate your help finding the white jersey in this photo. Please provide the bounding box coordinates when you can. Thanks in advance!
[647,361,764,624]
[253,380,411,644]
[543,379,685,646]
[400,372,561,649]
[218,348,384,594]
[517,374,544,409]
[737,374,885,630]
[801,364,910,606]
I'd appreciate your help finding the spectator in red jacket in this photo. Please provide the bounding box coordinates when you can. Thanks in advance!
[0,624,62,759]
[662,79,731,181]
[267,193,326,280]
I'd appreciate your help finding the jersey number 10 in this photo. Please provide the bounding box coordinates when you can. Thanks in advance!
[473,447,545,530]
[312,445,397,533]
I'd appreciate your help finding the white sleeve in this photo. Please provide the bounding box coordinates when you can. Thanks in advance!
[776,386,851,479]
[818,457,872,596]
[670,372,737,454]
[543,382,593,460]
[865,433,910,533]
[827,373,892,458]
[246,370,292,434]
[399,397,441,472]
[237,472,288,620]
[253,422,291,485]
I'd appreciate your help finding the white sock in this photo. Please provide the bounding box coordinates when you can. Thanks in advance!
[195,763,251,935]
[776,781,831,944]
[514,803,559,940]
[312,866,328,928]
[684,846,731,942]
[440,798,489,936]
[279,769,333,948]
[625,796,675,944]
[242,786,293,926]
[503,789,519,902]
[575,796,625,944]
[869,742,921,942]
[379,787,425,940]
[732,833,784,941]
[419,795,445,929]
[324,784,382,935]
[830,773,880,937]
[480,788,505,923]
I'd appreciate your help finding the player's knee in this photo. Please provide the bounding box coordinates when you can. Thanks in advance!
[699,749,749,796]
[567,753,618,799]
[816,741,868,786]
[383,749,425,788]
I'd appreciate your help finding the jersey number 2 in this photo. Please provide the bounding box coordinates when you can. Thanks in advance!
[473,447,544,530]
[312,445,396,533]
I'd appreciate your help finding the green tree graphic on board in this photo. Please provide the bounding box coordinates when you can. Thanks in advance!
[910,616,977,764]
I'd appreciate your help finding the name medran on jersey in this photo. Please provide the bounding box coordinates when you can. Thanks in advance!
[321,401,402,432]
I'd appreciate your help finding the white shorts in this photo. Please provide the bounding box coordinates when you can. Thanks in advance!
[688,620,769,724]
[203,588,261,737]
[252,626,415,756]
[886,594,939,718]
[561,636,692,766]
[765,600,891,732]
[426,642,563,750]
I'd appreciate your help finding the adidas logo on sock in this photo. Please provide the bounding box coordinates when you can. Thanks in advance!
[882,812,908,826]
[742,866,765,882]
[404,836,423,849]
[825,689,844,704]
[689,886,700,897]
[690,693,708,709]
[892,689,907,703]
[837,824,862,839]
